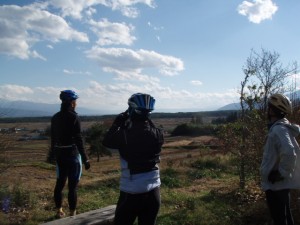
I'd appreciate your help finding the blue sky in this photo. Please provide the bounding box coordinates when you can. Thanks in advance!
[1,0,300,113]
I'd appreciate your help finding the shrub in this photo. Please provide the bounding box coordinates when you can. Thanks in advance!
[171,123,217,136]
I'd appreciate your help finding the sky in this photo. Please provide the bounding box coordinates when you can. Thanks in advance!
[1,0,300,114]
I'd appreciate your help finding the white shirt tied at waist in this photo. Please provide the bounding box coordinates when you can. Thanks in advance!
[119,157,161,194]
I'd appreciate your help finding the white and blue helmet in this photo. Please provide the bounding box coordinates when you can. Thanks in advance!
[128,93,155,116]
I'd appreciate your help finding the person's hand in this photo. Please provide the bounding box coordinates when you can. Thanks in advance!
[113,110,129,127]
[268,170,283,183]
[84,160,91,170]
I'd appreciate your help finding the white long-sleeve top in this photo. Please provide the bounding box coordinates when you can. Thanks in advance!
[260,118,300,191]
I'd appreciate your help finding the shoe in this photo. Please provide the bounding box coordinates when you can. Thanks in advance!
[70,210,76,216]
[55,208,65,219]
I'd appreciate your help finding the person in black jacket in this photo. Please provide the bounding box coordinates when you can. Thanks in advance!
[50,90,90,218]
[102,93,164,225]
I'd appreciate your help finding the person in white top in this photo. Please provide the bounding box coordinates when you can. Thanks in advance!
[260,93,300,225]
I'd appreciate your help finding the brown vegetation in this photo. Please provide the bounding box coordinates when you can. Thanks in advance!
[0,118,299,225]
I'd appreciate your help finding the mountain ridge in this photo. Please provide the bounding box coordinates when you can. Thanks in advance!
[0,99,240,117]
[0,100,106,117]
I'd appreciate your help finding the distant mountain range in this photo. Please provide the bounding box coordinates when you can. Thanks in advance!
[0,99,242,118]
[218,103,241,111]
[0,100,106,117]
[217,91,300,111]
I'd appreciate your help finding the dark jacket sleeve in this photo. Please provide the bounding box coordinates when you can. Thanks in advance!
[49,116,56,162]
[103,119,164,166]
[73,115,89,163]
[102,112,130,149]
[103,120,164,174]
[102,124,125,149]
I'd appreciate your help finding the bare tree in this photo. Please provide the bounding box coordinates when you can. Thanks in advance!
[85,122,111,162]
[219,48,299,189]
[240,48,298,186]
[243,48,298,113]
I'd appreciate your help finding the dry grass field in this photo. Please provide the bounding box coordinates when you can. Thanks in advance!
[0,117,299,225]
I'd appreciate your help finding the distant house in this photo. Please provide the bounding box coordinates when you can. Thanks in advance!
[18,132,49,141]
[0,128,13,133]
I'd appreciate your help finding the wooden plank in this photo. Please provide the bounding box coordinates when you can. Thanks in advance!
[40,205,116,225]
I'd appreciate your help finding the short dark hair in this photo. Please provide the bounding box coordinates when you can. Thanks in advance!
[60,101,72,111]
[268,103,285,119]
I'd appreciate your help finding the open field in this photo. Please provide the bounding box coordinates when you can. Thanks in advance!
[0,118,300,225]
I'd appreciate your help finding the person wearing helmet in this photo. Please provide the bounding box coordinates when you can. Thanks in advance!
[260,93,300,225]
[50,90,90,218]
[102,93,164,225]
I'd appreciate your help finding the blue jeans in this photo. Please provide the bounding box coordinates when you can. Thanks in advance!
[265,189,294,225]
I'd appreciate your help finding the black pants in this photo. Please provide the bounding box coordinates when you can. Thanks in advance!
[114,187,161,225]
[265,189,294,225]
[54,157,81,210]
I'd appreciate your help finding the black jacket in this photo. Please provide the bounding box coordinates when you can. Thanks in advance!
[50,106,88,163]
[102,116,164,174]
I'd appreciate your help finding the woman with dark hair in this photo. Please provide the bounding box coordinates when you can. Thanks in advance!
[50,90,90,218]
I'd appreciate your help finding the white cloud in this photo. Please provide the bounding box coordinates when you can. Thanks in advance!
[0,84,34,100]
[35,86,61,95]
[89,18,136,46]
[156,36,161,42]
[80,81,240,111]
[0,5,89,59]
[74,81,240,112]
[63,69,91,76]
[47,0,156,19]
[147,21,164,31]
[190,80,203,86]
[147,22,163,42]
[0,82,240,112]
[46,0,98,19]
[85,7,97,18]
[85,47,184,79]
[107,0,156,18]
[103,67,160,84]
[237,0,278,24]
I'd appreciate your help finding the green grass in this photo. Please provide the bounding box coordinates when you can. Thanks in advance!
[159,191,235,225]
[0,153,276,225]
[161,167,183,188]
[76,177,120,213]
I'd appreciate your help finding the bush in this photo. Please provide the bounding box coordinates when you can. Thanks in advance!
[171,123,217,136]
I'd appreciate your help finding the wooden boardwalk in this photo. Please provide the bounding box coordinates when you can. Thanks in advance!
[40,205,116,225]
